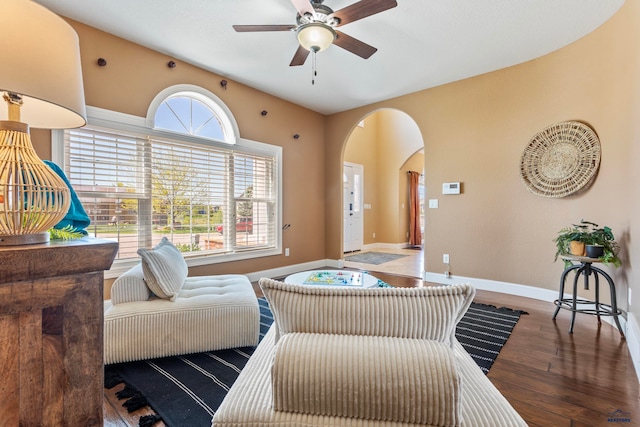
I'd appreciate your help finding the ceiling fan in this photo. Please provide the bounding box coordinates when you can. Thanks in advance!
[233,0,398,66]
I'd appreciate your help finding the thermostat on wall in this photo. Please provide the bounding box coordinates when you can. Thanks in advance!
[442,182,461,195]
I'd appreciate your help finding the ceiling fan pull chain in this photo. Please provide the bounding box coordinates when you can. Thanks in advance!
[312,49,317,85]
[312,50,315,85]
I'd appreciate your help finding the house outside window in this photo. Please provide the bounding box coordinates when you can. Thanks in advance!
[54,85,281,276]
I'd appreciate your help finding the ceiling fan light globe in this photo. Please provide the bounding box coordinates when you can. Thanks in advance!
[297,23,336,52]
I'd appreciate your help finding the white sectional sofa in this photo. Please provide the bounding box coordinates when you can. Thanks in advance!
[212,278,527,427]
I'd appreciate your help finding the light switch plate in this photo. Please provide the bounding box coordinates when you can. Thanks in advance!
[428,199,438,208]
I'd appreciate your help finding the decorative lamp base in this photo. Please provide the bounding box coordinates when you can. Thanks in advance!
[0,232,50,246]
[0,121,70,242]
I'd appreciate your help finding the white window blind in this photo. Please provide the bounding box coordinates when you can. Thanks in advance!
[64,125,278,261]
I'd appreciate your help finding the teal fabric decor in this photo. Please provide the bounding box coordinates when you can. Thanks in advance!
[377,279,392,288]
[44,160,90,234]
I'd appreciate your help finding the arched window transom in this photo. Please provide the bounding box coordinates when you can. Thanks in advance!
[155,94,225,140]
[147,85,238,145]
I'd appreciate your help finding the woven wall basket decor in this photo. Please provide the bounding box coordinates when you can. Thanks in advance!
[520,121,601,198]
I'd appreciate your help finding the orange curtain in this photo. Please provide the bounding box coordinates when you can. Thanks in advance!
[408,171,422,247]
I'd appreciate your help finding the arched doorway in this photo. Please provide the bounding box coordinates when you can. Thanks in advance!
[341,109,425,277]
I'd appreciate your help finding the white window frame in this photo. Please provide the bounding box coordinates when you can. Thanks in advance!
[146,84,239,144]
[52,104,282,279]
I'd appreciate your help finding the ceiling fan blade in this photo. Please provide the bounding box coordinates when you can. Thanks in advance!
[333,30,377,59]
[331,0,398,27]
[233,24,296,32]
[290,45,310,66]
[290,0,315,17]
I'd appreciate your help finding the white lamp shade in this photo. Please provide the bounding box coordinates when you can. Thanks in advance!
[297,23,336,53]
[0,0,86,129]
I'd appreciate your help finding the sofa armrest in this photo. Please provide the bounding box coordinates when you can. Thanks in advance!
[111,263,151,304]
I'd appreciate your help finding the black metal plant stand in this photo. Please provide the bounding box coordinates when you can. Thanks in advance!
[553,255,625,338]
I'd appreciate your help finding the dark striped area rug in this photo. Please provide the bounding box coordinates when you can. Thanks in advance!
[455,302,527,374]
[105,298,526,427]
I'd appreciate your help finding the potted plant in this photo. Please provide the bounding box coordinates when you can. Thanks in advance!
[553,220,622,268]
[554,222,590,258]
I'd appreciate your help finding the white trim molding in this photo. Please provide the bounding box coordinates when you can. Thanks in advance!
[221,259,640,383]
[145,84,239,144]
[106,254,640,383]
[56,103,283,277]
[360,242,410,252]
[627,312,640,383]
[424,271,639,383]
[423,272,559,301]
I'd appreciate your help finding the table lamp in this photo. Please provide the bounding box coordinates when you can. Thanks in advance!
[0,0,86,246]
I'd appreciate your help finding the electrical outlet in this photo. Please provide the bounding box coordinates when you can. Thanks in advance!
[373,232,376,238]
[285,248,290,256]
[443,254,449,264]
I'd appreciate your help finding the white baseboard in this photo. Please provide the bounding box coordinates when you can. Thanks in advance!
[424,271,639,383]
[360,242,410,252]
[423,272,559,301]
[626,312,640,383]
[247,261,640,384]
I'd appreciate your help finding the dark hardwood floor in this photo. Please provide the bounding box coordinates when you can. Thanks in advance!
[104,271,639,427]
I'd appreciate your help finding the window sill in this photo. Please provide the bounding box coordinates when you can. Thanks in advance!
[104,247,281,279]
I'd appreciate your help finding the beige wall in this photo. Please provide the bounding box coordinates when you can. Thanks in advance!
[27,4,640,330]
[31,128,52,160]
[327,1,639,324]
[375,110,419,243]
[34,21,327,297]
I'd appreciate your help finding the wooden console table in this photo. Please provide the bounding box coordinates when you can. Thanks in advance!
[0,238,118,426]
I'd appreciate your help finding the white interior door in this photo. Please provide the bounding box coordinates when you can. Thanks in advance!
[343,162,363,253]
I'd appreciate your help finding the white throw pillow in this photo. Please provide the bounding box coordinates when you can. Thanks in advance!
[110,263,151,304]
[137,237,188,301]
[259,278,475,345]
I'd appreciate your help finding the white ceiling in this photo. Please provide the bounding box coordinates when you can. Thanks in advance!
[35,0,623,115]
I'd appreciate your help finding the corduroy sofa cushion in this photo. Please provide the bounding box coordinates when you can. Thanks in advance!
[272,332,461,426]
[212,325,529,427]
[259,278,475,345]
[138,237,188,301]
